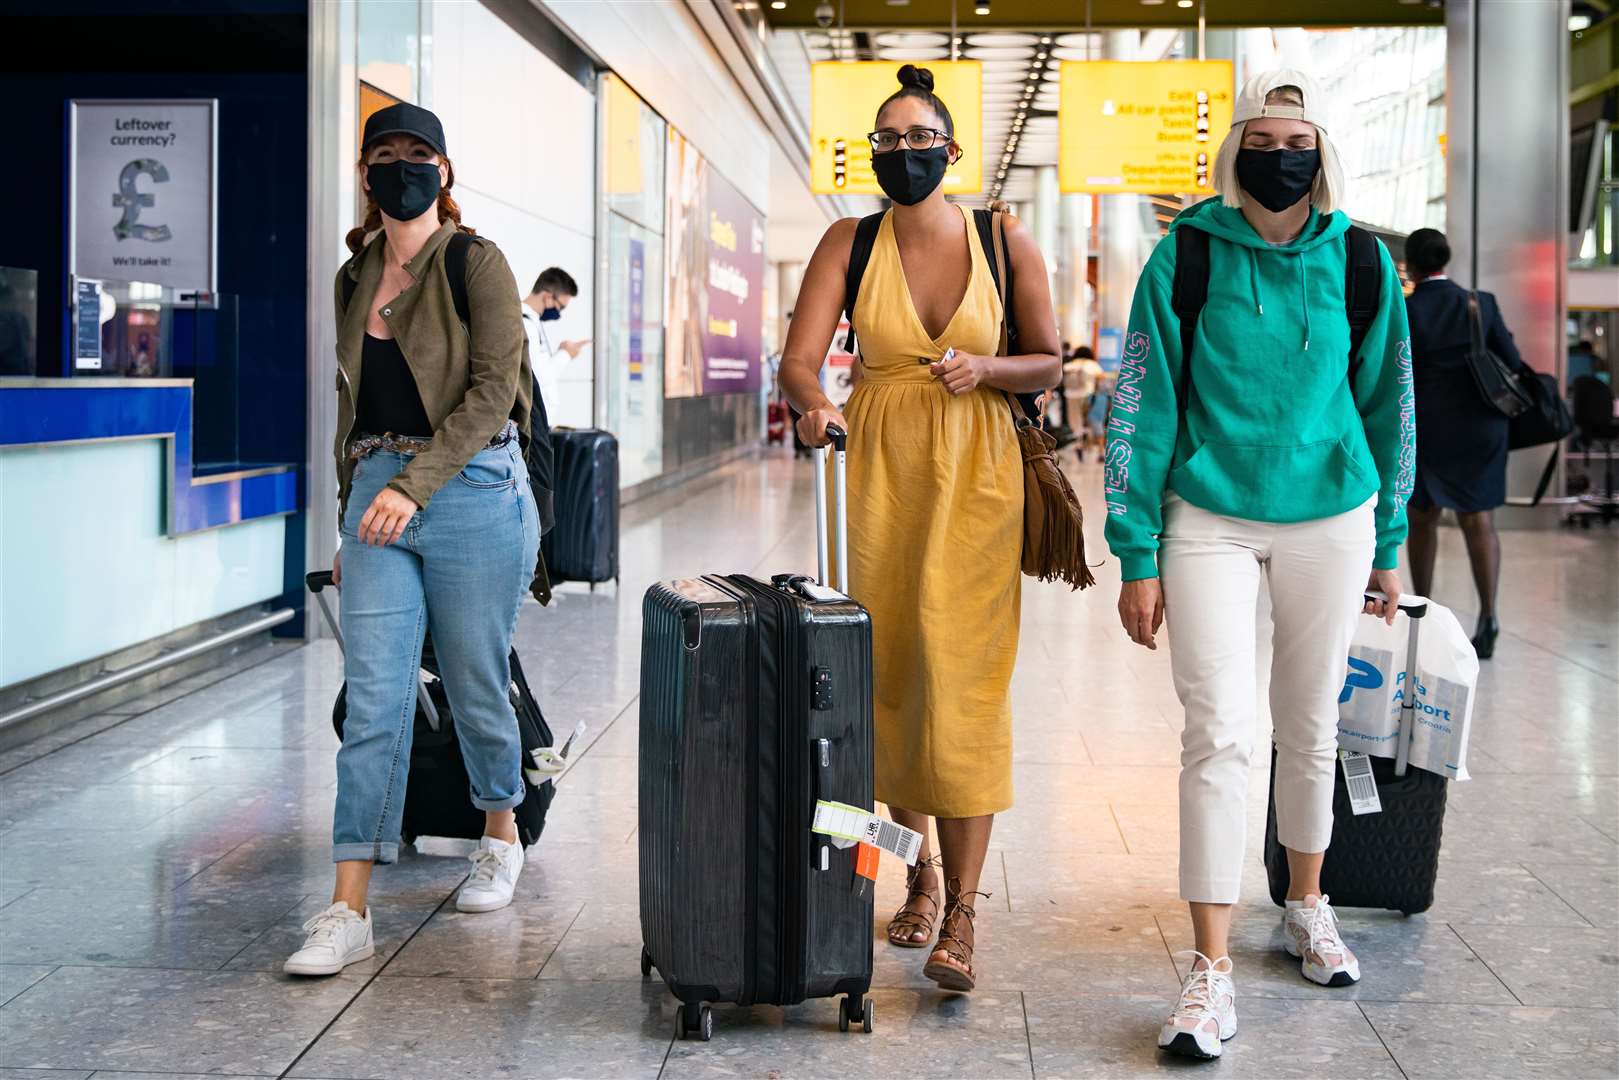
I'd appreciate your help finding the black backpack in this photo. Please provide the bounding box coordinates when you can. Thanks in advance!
[1169,223,1382,421]
[339,231,555,541]
[842,208,1045,420]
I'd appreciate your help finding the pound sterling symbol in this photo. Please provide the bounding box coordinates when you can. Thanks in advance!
[113,159,173,242]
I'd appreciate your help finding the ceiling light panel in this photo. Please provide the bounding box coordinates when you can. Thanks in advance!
[965,46,1035,60]
[966,32,1038,46]
[873,32,950,47]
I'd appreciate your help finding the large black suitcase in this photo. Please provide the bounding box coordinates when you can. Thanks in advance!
[638,426,876,1042]
[1263,597,1448,915]
[308,571,567,849]
[542,427,619,588]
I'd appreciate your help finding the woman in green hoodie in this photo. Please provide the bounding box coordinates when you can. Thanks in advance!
[1102,70,1414,1060]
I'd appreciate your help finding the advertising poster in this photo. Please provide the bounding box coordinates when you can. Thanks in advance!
[628,237,645,383]
[665,130,765,398]
[71,99,217,291]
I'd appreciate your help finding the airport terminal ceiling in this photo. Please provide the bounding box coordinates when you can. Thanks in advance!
[764,0,1446,31]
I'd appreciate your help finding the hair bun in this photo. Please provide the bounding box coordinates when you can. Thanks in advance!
[896,64,935,92]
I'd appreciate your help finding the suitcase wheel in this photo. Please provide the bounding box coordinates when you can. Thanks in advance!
[839,995,873,1034]
[639,946,653,979]
[677,1002,712,1042]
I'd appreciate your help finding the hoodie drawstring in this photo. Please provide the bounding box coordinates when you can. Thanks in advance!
[1298,256,1311,352]
[1246,245,1311,352]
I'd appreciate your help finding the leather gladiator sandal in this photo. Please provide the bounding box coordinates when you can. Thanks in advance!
[885,854,942,948]
[923,876,990,992]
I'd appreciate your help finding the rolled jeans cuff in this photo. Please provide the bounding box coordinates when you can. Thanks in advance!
[334,841,398,865]
[472,789,526,813]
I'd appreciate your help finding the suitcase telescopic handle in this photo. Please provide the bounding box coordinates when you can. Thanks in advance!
[1365,592,1428,777]
[304,567,441,733]
[813,424,849,593]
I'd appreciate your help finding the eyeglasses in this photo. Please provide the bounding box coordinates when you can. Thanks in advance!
[867,127,951,153]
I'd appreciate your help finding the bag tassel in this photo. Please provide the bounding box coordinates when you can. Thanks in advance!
[1019,428,1096,591]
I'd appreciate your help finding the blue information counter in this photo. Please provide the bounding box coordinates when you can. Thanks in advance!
[0,377,299,689]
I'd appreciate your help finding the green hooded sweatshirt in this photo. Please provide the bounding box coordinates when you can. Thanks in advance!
[1102,200,1414,582]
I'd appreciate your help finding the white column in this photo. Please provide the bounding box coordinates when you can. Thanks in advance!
[1446,0,1570,505]
[1057,193,1092,349]
[1097,31,1144,346]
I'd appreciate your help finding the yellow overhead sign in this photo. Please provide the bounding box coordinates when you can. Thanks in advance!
[811,61,982,196]
[1059,60,1234,195]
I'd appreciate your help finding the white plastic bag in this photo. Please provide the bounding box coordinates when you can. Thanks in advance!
[1336,596,1478,781]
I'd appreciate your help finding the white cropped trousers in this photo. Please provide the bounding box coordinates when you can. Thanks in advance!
[1159,494,1376,904]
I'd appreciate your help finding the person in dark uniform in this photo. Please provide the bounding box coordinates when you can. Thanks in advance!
[1403,228,1531,659]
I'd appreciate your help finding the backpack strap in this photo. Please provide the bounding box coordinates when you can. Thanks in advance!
[340,265,358,312]
[974,207,1044,422]
[842,212,885,354]
[1343,225,1381,385]
[1169,227,1211,421]
[445,230,474,328]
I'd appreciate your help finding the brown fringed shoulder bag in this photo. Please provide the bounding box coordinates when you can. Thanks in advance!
[984,210,1095,591]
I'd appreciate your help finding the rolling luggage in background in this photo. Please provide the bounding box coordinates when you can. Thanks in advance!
[308,571,562,848]
[1263,596,1448,915]
[542,427,619,588]
[638,425,876,1042]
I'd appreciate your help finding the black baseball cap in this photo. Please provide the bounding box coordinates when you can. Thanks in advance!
[362,102,447,156]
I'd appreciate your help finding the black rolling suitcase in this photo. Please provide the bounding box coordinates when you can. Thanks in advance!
[638,425,876,1042]
[542,427,619,588]
[1263,596,1448,915]
[308,571,569,848]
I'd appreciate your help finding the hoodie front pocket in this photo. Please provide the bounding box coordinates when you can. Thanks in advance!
[1167,438,1377,522]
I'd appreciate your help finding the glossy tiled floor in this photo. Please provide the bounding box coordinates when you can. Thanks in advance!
[1,452,1615,1079]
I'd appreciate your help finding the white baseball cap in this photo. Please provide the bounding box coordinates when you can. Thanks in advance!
[1230,68,1331,132]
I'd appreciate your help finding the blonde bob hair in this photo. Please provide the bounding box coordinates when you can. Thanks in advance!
[1212,80,1346,215]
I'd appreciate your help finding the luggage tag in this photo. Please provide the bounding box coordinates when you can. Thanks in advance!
[811,799,924,865]
[524,718,589,787]
[1339,750,1382,815]
[853,842,879,897]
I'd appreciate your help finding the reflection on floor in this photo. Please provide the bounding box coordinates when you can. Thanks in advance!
[0,452,1614,1078]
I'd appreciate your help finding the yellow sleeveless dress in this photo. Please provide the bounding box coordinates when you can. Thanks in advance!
[842,205,1023,818]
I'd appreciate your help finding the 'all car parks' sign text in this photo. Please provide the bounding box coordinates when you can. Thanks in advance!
[1059,61,1232,195]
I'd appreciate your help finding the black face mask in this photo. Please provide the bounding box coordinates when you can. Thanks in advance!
[872,146,950,206]
[366,160,442,222]
[1235,147,1320,213]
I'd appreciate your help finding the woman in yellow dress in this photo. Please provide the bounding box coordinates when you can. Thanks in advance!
[779,65,1060,992]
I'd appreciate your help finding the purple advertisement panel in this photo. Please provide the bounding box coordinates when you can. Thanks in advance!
[665,130,765,397]
[701,168,765,393]
[628,237,644,383]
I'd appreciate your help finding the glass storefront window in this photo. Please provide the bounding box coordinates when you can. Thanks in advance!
[599,75,668,488]
[358,0,420,104]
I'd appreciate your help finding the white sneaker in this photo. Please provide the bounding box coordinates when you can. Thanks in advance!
[456,835,524,913]
[1158,951,1237,1060]
[1284,894,1361,987]
[283,901,374,976]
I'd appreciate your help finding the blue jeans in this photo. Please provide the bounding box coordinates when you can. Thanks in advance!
[333,437,539,863]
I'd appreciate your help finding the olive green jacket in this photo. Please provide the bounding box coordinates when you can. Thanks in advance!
[333,220,532,518]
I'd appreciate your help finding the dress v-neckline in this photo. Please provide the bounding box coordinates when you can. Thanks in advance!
[892,205,976,347]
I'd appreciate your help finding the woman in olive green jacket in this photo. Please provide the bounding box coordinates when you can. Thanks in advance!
[286,103,540,977]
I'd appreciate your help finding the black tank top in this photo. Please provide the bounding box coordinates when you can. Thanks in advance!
[356,334,433,437]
